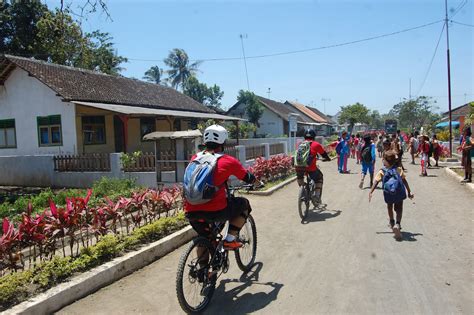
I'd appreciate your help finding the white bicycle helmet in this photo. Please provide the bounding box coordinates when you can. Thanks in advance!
[203,124,228,144]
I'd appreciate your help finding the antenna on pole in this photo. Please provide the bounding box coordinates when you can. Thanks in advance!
[321,98,331,115]
[445,0,453,157]
[240,34,250,91]
[409,78,412,100]
[267,88,271,99]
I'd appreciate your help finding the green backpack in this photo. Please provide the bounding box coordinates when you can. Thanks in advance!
[294,141,312,168]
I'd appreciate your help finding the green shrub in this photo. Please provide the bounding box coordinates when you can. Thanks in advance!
[0,270,32,307]
[92,177,137,198]
[32,256,74,289]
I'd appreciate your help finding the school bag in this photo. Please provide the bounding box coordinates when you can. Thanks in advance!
[382,167,407,204]
[361,146,372,164]
[183,152,223,205]
[294,140,313,168]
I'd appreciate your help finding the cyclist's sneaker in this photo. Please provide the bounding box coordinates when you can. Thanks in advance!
[223,240,243,250]
[358,180,363,189]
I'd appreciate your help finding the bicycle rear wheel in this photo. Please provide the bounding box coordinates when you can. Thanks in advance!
[235,214,257,272]
[298,185,309,220]
[176,237,216,314]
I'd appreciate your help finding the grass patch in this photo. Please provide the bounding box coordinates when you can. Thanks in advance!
[0,212,187,311]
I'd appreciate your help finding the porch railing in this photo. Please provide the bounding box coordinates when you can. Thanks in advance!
[224,146,239,159]
[270,143,285,155]
[245,145,265,160]
[123,152,155,172]
[53,154,111,172]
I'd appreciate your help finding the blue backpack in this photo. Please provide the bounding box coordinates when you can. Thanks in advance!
[382,167,407,204]
[183,152,223,205]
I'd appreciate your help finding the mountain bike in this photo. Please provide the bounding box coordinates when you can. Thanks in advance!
[297,173,319,220]
[176,184,258,314]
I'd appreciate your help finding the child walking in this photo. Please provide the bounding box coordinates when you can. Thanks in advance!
[369,151,414,240]
[416,135,430,176]
[359,135,376,189]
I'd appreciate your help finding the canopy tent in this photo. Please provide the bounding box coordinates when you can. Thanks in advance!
[435,121,460,128]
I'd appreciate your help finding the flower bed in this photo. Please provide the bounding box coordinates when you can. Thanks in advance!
[249,155,294,184]
[0,186,182,276]
[0,213,187,310]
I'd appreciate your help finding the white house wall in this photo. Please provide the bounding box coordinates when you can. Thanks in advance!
[228,103,284,137]
[0,68,77,156]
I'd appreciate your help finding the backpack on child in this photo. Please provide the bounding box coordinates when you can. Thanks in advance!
[183,152,223,205]
[294,141,313,168]
[382,167,407,204]
[361,145,373,164]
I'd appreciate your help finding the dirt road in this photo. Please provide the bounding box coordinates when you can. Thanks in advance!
[59,158,473,314]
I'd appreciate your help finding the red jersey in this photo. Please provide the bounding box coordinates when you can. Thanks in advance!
[307,140,326,172]
[418,142,430,154]
[184,154,248,212]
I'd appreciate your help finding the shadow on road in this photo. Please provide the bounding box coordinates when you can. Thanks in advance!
[206,262,283,314]
[301,205,342,224]
[376,231,424,242]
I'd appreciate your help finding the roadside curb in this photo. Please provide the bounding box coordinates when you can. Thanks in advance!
[444,167,474,193]
[4,226,197,315]
[248,176,297,196]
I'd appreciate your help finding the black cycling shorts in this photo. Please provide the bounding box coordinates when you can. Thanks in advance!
[186,197,251,238]
[296,168,323,183]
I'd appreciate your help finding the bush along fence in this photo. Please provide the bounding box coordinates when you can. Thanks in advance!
[0,186,186,310]
[249,155,294,184]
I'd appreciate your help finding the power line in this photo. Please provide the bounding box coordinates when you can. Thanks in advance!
[451,0,468,18]
[451,20,474,27]
[127,19,444,63]
[415,22,446,97]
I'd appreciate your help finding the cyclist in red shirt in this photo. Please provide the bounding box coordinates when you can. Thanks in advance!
[185,125,256,249]
[296,129,331,205]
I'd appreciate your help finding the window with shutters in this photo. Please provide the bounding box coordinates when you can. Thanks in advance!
[0,119,16,148]
[37,115,62,146]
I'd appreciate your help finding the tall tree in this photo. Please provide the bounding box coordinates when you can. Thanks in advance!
[237,90,263,137]
[0,1,48,56]
[338,102,370,133]
[143,65,165,84]
[368,110,384,129]
[164,48,201,90]
[389,96,438,130]
[183,76,224,111]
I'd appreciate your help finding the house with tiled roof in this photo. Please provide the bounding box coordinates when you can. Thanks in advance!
[227,96,319,137]
[0,55,239,156]
[284,101,335,136]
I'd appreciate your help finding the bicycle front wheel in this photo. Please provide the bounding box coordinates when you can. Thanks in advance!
[298,185,309,220]
[235,214,257,272]
[176,237,216,314]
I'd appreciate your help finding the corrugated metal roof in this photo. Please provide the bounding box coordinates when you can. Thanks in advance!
[72,101,245,121]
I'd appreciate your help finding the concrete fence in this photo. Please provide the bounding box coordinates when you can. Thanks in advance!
[0,142,289,188]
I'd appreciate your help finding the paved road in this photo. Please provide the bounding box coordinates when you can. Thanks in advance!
[59,158,473,314]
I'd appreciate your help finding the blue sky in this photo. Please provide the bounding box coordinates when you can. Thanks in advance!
[52,0,472,115]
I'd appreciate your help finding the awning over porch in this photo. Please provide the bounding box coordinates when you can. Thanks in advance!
[72,101,245,121]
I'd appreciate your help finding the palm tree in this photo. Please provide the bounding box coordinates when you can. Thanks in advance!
[143,66,164,84]
[164,48,201,90]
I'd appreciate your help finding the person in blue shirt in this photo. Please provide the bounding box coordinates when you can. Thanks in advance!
[337,131,350,173]
[359,134,376,189]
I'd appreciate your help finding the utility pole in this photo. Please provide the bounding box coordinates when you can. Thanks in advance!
[240,34,250,91]
[321,98,331,115]
[445,0,453,157]
[267,88,271,99]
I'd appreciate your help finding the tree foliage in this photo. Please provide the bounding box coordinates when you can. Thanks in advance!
[368,110,384,129]
[338,102,370,133]
[0,2,126,75]
[164,48,200,90]
[389,96,439,131]
[143,65,165,85]
[237,90,263,128]
[183,76,224,110]
[226,122,257,139]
